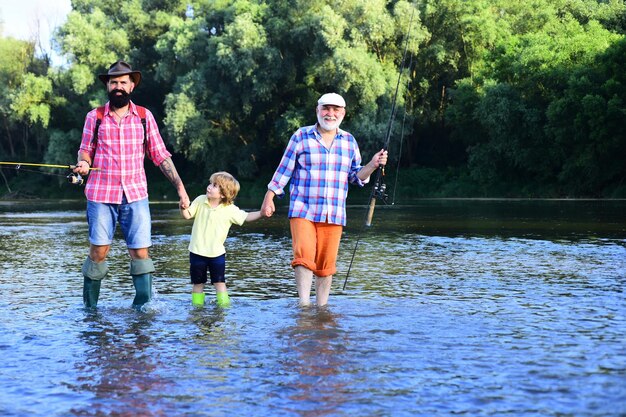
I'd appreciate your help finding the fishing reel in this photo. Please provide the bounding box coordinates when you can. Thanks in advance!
[67,172,84,186]
[373,181,389,203]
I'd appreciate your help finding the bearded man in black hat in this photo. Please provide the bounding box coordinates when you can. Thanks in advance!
[73,60,190,309]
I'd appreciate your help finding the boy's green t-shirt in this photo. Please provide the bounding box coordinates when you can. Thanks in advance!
[187,195,249,257]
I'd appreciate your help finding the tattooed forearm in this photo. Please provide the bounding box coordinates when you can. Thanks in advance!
[159,158,183,188]
[159,158,190,208]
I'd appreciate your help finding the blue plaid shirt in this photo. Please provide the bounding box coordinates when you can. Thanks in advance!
[268,124,367,226]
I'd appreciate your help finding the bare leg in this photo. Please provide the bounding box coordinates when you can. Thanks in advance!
[295,265,313,306]
[315,275,333,306]
[214,282,227,293]
[89,244,111,263]
[193,283,205,294]
[128,247,149,260]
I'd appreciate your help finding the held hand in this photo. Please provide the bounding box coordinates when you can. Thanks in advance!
[357,149,389,182]
[179,191,190,210]
[261,191,276,217]
[73,161,90,176]
[370,149,388,168]
[263,200,275,217]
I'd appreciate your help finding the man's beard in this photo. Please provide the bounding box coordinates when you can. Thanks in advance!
[108,89,131,109]
[317,114,343,132]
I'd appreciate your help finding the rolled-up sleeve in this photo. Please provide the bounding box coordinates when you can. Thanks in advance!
[350,145,369,186]
[79,110,98,159]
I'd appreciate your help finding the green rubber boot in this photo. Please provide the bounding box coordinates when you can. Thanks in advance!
[83,277,101,308]
[130,258,155,309]
[82,257,108,308]
[216,291,231,308]
[192,292,205,306]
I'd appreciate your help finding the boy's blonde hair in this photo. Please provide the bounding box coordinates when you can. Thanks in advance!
[210,171,240,205]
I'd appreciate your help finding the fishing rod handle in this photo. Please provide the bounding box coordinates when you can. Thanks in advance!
[365,197,377,227]
[70,164,100,171]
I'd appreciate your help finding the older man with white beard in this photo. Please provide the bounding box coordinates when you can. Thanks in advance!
[261,93,387,306]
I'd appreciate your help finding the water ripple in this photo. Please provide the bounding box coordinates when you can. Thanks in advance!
[0,202,625,416]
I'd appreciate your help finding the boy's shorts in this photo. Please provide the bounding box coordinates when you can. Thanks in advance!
[190,252,226,284]
[289,217,343,277]
[87,196,152,249]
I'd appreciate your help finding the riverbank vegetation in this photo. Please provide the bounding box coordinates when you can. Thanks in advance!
[1,0,625,200]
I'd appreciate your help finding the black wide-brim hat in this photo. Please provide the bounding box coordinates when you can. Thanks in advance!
[98,61,142,87]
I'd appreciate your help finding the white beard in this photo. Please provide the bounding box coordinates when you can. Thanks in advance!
[317,113,343,132]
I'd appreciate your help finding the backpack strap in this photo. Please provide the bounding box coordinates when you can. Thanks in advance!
[93,106,106,150]
[135,105,148,146]
[92,105,148,151]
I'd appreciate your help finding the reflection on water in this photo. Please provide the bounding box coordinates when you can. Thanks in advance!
[71,311,173,417]
[276,308,350,417]
[0,199,625,416]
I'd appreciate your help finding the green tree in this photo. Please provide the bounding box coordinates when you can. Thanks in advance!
[56,0,188,110]
[445,0,624,196]
[7,0,625,198]
[0,37,34,159]
[158,0,425,178]
[406,0,503,166]
[546,38,626,196]
[0,36,54,160]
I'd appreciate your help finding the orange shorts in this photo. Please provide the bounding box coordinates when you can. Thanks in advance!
[289,218,343,277]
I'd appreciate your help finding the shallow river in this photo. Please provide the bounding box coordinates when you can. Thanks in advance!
[0,199,624,416]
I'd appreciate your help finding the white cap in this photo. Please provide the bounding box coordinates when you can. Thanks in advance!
[317,93,346,107]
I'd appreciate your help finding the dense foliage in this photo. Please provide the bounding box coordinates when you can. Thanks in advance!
[0,0,625,198]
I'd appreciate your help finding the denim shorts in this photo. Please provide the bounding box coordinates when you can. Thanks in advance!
[86,196,152,249]
[189,252,226,284]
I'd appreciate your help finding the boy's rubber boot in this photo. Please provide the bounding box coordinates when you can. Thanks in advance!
[192,292,205,306]
[82,257,108,308]
[216,291,231,308]
[130,258,155,309]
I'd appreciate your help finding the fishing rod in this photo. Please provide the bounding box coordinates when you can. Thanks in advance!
[0,161,99,185]
[343,8,415,290]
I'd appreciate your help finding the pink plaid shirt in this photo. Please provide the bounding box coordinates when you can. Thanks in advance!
[79,101,172,204]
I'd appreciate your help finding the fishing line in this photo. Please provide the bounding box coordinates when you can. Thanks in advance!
[0,162,85,169]
[4,166,67,178]
[343,7,416,290]
[391,53,414,206]
[391,101,408,205]
[0,161,99,186]
[0,165,83,185]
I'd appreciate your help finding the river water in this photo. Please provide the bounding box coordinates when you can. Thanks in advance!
[0,199,624,416]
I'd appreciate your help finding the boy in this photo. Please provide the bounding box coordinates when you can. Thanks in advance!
[181,171,264,307]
